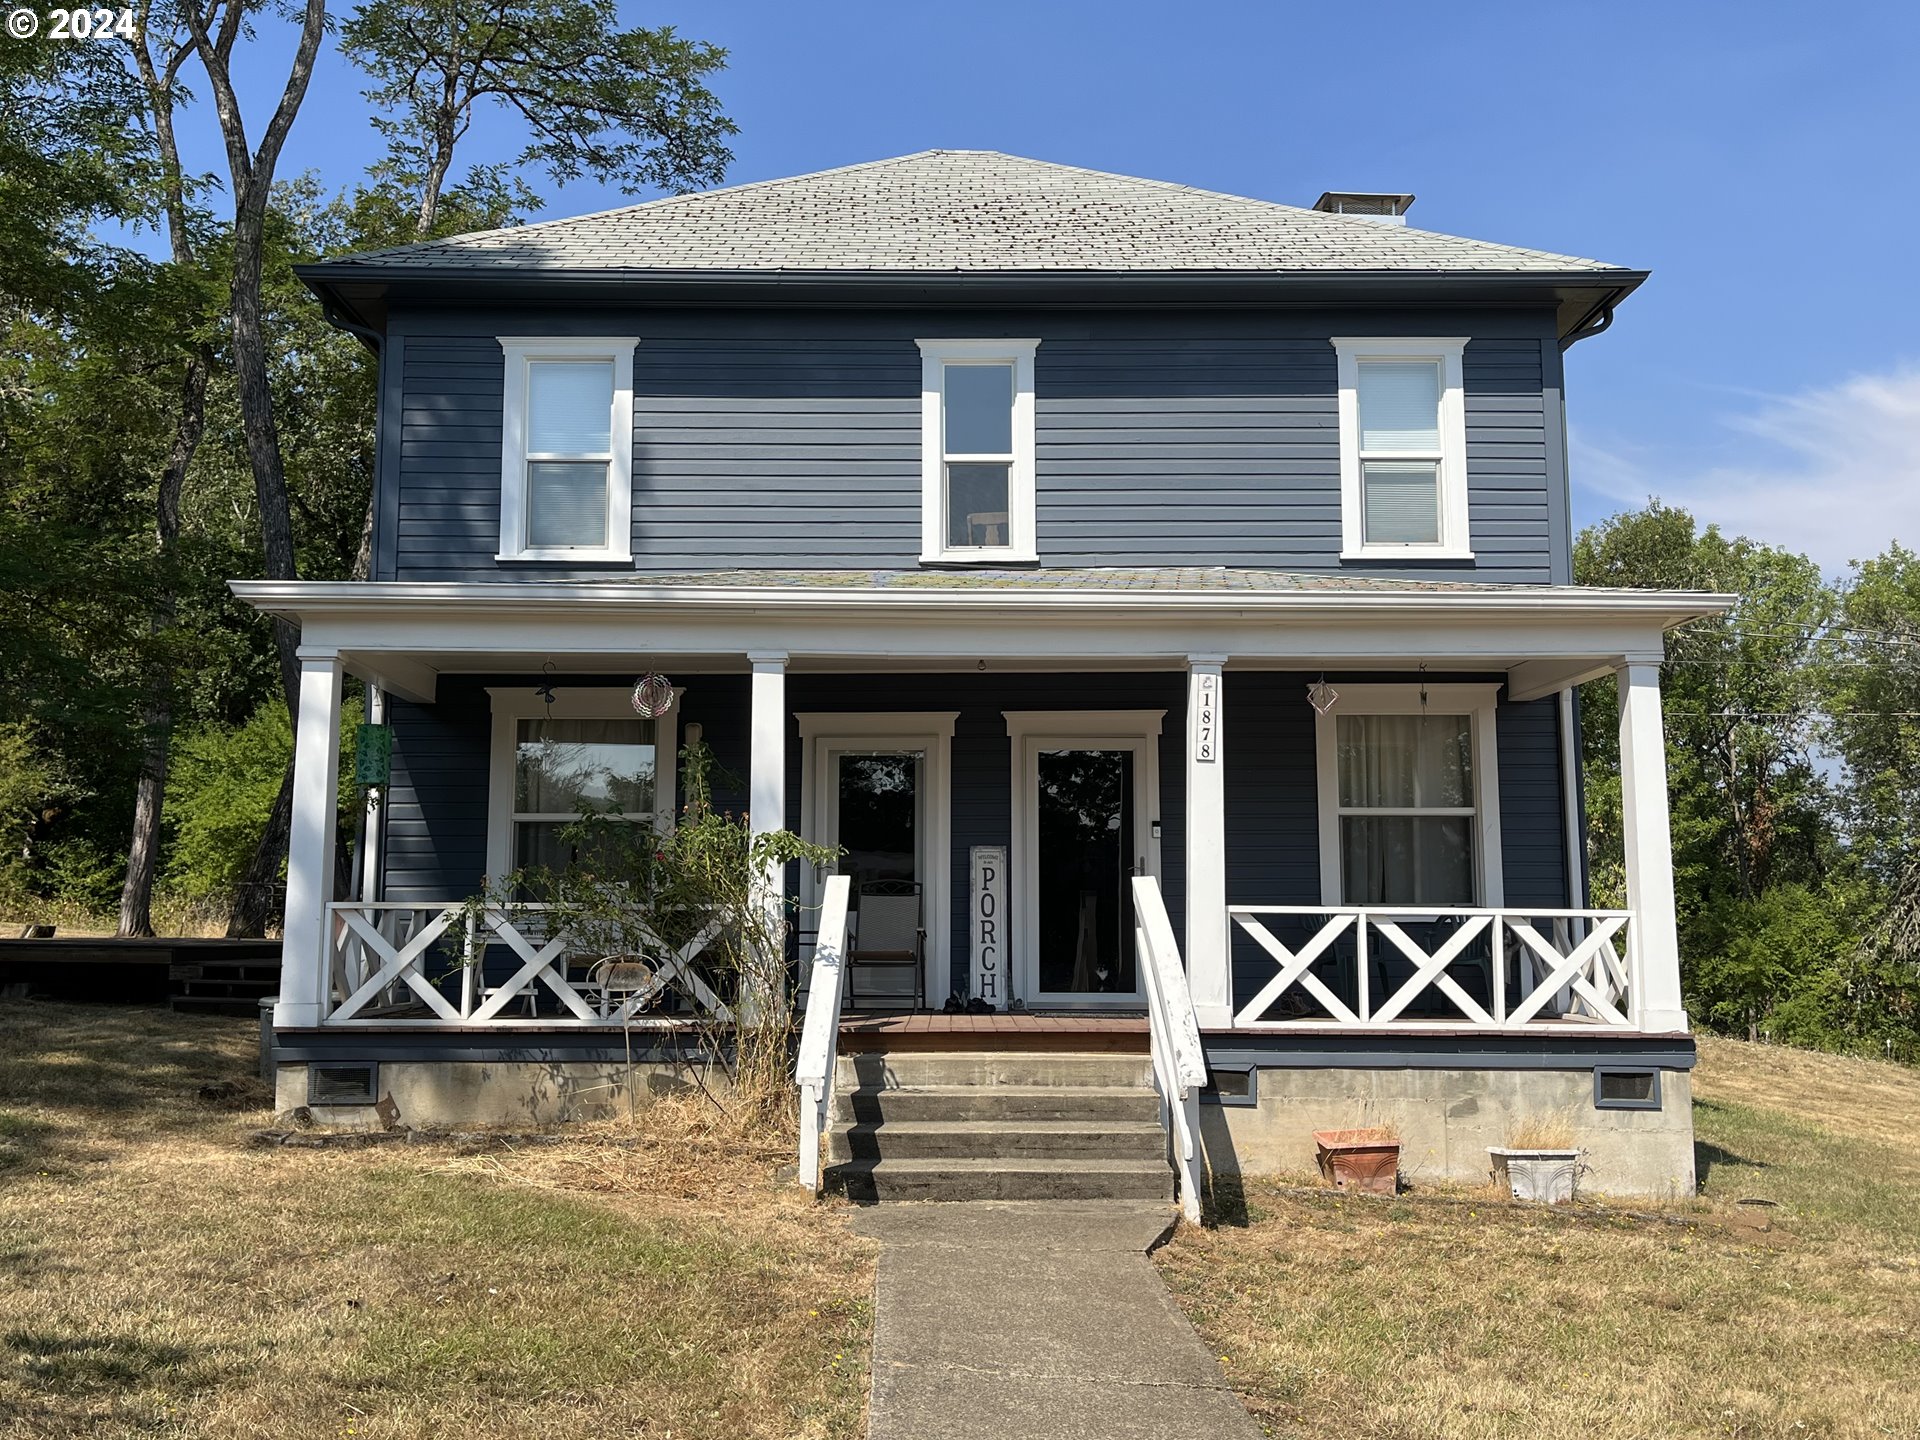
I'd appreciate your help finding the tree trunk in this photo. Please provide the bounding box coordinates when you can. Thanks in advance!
[117,345,211,937]
[227,762,294,938]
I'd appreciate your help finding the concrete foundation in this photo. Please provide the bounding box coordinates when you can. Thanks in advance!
[274,1059,716,1131]
[1199,1065,1696,1200]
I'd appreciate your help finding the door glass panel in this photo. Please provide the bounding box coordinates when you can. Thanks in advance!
[836,753,920,891]
[1036,749,1136,995]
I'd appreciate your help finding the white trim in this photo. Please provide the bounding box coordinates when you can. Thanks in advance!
[916,338,1041,565]
[1184,658,1232,1028]
[497,337,637,563]
[277,651,345,1026]
[1331,337,1471,561]
[1313,682,1504,908]
[1003,710,1165,1010]
[796,712,958,1003]
[483,685,678,882]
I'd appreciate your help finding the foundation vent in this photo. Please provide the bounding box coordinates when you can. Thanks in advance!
[1593,1067,1660,1110]
[309,1062,380,1106]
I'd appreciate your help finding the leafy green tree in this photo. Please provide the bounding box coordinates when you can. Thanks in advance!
[1576,501,1845,1040]
[340,0,734,234]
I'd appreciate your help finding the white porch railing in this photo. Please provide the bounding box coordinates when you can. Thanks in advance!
[323,900,731,1025]
[1133,875,1207,1224]
[795,875,854,1192]
[1229,906,1636,1031]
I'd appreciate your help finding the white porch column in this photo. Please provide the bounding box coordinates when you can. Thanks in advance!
[1185,655,1231,1029]
[1617,661,1688,1032]
[747,652,789,1016]
[276,648,345,1027]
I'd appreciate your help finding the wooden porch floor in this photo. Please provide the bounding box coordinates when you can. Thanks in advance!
[837,1009,1151,1053]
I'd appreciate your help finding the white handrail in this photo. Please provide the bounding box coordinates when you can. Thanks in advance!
[1131,875,1206,1225]
[795,874,854,1193]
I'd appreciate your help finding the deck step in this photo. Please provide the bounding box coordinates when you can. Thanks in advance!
[827,1156,1175,1204]
[836,1050,1154,1090]
[837,1083,1162,1125]
[830,1118,1166,1162]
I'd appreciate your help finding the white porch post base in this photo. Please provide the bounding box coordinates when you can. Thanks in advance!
[1617,661,1688,1032]
[1185,655,1231,1029]
[276,649,345,1027]
[747,652,789,1019]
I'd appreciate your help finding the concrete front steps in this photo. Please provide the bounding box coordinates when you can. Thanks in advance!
[825,1050,1173,1203]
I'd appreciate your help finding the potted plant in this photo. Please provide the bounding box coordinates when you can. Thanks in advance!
[1313,1124,1401,1196]
[1488,1115,1582,1203]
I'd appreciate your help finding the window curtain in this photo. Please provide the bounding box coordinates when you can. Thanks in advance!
[1337,713,1474,905]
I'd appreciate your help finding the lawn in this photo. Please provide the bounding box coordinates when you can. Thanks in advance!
[0,1000,873,1440]
[1156,1036,1920,1439]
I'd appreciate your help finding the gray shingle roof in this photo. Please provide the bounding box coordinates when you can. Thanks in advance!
[331,151,1625,276]
[567,567,1620,596]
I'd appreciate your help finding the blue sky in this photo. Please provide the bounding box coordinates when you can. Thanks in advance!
[196,0,1920,571]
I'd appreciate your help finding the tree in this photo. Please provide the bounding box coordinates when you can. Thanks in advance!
[115,4,225,935]
[179,0,329,719]
[340,0,733,234]
[1576,501,1846,1041]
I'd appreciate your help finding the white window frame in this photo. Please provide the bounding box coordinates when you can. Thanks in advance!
[1314,682,1504,908]
[1331,337,1471,561]
[497,337,638,563]
[916,338,1040,564]
[484,686,678,882]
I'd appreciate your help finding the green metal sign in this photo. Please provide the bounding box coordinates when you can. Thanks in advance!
[354,723,392,787]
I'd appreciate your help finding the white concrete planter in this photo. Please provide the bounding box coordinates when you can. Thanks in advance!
[1488,1147,1581,1204]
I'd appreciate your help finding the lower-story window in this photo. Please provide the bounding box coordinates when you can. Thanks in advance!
[486,687,678,882]
[1314,683,1503,908]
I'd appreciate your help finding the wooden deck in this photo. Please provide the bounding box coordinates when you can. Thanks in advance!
[837,1009,1151,1053]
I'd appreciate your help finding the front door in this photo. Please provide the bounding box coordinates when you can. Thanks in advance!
[1009,719,1160,1010]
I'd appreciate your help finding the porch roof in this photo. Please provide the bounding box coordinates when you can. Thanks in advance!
[231,569,1732,707]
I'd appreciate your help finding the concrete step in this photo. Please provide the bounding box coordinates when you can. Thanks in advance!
[830,1118,1168,1163]
[837,1050,1154,1091]
[836,1084,1163,1126]
[827,1156,1176,1204]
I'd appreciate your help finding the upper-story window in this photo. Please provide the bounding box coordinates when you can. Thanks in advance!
[497,337,637,562]
[916,338,1040,564]
[1331,338,1471,561]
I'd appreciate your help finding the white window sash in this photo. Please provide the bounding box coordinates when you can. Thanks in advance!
[497,337,638,563]
[1313,682,1504,907]
[485,686,679,882]
[1331,338,1471,561]
[917,338,1040,564]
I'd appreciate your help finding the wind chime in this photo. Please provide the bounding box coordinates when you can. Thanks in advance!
[630,667,675,718]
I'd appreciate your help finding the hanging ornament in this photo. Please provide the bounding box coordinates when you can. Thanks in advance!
[630,671,675,718]
[533,660,558,711]
[1307,676,1339,715]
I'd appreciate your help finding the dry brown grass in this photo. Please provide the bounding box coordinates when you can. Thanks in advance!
[0,1000,873,1439]
[1159,1039,1920,1439]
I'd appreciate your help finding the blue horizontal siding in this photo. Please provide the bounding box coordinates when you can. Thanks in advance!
[381,306,1561,583]
[378,668,1571,1010]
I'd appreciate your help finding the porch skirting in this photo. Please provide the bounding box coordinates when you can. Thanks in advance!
[1199,1060,1696,1200]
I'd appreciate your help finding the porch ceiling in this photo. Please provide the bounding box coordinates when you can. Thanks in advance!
[233,571,1733,707]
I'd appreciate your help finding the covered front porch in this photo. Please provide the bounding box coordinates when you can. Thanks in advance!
[235,569,1726,1058]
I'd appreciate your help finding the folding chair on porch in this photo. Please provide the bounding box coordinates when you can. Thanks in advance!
[847,879,925,1012]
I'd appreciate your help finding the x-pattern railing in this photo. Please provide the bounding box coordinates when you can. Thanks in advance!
[325,901,732,1025]
[1229,906,1636,1031]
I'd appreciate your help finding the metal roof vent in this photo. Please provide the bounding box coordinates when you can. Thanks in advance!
[1312,192,1415,226]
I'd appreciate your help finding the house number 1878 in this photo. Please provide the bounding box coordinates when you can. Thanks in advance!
[1194,673,1219,762]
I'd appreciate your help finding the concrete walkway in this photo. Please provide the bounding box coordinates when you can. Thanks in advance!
[851,1202,1264,1440]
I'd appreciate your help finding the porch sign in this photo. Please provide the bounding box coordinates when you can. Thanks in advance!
[1193,672,1220,762]
[970,846,1007,1006]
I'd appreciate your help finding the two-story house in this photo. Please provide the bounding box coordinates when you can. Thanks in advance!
[242,152,1726,1207]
